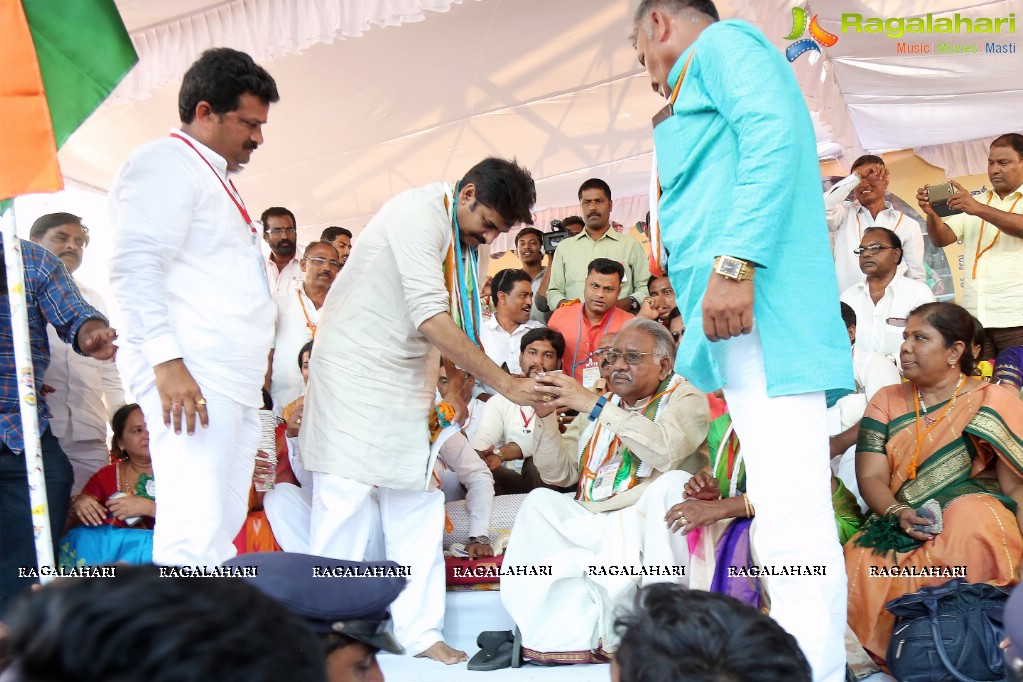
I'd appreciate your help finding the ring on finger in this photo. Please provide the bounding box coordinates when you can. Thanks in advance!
[195,398,207,407]
[172,402,182,413]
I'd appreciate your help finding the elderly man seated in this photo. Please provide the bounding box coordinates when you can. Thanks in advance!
[470,318,709,670]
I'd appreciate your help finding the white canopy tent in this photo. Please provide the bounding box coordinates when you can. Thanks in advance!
[47,0,1023,252]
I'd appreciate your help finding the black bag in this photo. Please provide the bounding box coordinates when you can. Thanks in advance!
[886,578,1009,682]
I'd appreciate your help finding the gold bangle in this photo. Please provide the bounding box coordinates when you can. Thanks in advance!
[743,493,754,518]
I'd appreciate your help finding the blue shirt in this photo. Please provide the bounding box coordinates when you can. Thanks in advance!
[654,20,854,397]
[0,240,106,453]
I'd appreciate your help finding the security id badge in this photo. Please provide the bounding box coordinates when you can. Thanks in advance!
[592,457,622,501]
[581,358,601,390]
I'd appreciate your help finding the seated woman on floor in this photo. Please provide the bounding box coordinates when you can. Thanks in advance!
[61,404,155,567]
[845,302,1023,662]
[667,394,863,609]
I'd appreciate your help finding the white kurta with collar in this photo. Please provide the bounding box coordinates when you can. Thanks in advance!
[265,254,304,297]
[270,287,320,413]
[840,276,935,359]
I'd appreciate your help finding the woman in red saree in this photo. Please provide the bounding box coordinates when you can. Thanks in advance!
[845,302,1023,661]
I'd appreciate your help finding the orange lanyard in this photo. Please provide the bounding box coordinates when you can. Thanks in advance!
[972,193,1022,278]
[855,210,902,239]
[297,290,317,339]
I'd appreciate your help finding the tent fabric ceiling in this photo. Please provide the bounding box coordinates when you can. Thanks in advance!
[59,0,1018,243]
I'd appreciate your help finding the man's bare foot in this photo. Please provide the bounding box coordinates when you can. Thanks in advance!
[416,640,468,664]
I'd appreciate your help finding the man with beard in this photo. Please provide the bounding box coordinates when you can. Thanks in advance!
[30,213,125,493]
[108,48,280,568]
[478,269,542,390]
[320,226,353,268]
[473,318,708,668]
[918,133,1023,357]
[825,155,926,292]
[269,242,342,412]
[548,259,634,386]
[471,327,567,494]
[637,274,677,327]
[514,228,548,323]
[262,206,303,296]
[547,179,650,312]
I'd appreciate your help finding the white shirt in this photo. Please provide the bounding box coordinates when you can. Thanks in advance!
[944,185,1023,327]
[302,182,456,489]
[270,287,320,413]
[840,276,935,359]
[478,314,542,376]
[43,282,125,443]
[431,431,493,537]
[265,253,304,297]
[528,267,547,323]
[824,172,927,292]
[109,129,275,406]
[469,393,539,474]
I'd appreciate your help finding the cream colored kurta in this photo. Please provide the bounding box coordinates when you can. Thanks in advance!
[301,182,454,489]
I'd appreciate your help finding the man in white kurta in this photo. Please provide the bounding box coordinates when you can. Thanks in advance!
[500,319,709,663]
[108,48,279,567]
[30,213,125,492]
[301,158,540,664]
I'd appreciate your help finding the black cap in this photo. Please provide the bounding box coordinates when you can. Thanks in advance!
[224,552,406,654]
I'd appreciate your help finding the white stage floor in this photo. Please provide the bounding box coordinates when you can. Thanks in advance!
[377,590,898,682]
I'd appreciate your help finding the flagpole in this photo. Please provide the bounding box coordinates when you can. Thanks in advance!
[1,206,55,582]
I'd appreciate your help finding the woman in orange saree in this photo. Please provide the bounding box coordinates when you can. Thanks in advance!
[845,302,1023,661]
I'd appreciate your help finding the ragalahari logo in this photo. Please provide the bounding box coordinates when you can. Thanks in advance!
[784,7,839,61]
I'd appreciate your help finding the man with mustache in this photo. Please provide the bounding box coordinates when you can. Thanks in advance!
[478,269,542,394]
[471,327,567,494]
[269,242,342,412]
[918,133,1023,358]
[475,318,708,669]
[546,179,650,312]
[320,226,353,268]
[30,213,125,493]
[262,206,304,296]
[636,274,676,326]
[548,259,634,387]
[108,48,280,568]
[839,227,934,362]
[825,155,926,292]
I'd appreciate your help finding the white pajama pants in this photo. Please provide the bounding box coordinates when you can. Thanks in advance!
[136,385,257,567]
[310,472,445,655]
[720,329,848,682]
[60,437,111,494]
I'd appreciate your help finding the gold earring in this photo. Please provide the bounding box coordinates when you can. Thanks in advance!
[948,359,955,367]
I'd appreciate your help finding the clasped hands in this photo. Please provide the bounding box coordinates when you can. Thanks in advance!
[664,471,727,535]
[73,493,152,526]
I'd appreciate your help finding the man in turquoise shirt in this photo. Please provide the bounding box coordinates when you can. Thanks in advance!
[632,2,853,681]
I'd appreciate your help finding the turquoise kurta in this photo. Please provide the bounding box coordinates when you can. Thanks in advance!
[654,20,853,397]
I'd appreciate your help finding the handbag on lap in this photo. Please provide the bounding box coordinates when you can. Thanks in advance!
[886,578,1008,682]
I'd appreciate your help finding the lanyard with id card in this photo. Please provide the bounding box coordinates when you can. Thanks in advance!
[591,456,622,502]
[581,357,601,390]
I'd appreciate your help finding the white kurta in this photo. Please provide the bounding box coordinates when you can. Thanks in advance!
[270,287,319,412]
[302,182,454,489]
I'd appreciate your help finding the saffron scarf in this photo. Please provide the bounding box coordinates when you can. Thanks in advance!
[576,375,682,502]
[442,183,482,346]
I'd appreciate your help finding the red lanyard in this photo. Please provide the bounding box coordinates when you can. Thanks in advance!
[519,407,534,430]
[170,133,256,236]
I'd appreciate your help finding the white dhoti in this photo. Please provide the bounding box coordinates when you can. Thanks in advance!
[310,472,444,655]
[720,330,848,682]
[501,470,692,662]
[263,483,311,553]
[135,385,257,567]
[60,438,111,494]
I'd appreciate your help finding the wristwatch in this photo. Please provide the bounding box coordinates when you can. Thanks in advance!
[628,297,641,313]
[467,535,491,545]
[713,255,755,282]
[492,448,503,462]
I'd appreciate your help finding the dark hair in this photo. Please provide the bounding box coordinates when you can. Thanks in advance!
[520,327,566,362]
[667,307,682,323]
[109,403,143,461]
[260,207,296,234]
[178,48,279,124]
[614,584,811,682]
[514,227,544,248]
[460,157,536,227]
[29,213,89,244]
[1,566,326,682]
[320,226,352,242]
[991,133,1023,159]
[587,257,625,282]
[577,178,612,202]
[648,274,670,290]
[298,340,314,371]
[850,154,885,172]
[971,315,985,352]
[862,226,903,265]
[562,215,585,229]
[840,302,857,330]
[303,242,339,258]
[909,302,977,376]
[490,268,533,307]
